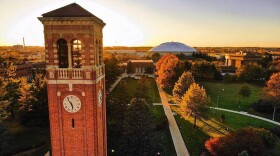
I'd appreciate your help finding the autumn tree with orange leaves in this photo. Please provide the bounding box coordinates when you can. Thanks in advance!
[156,54,184,89]
[173,71,195,101]
[180,83,210,127]
[263,72,280,107]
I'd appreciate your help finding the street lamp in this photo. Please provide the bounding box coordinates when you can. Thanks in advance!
[273,107,277,121]
[217,96,219,108]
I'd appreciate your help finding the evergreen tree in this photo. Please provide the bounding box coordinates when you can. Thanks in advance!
[173,71,195,101]
[135,76,152,104]
[180,83,210,127]
[119,98,160,156]
[239,85,251,98]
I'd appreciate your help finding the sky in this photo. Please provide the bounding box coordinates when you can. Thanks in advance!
[0,0,280,47]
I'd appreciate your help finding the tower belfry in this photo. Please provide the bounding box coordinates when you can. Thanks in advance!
[38,3,107,156]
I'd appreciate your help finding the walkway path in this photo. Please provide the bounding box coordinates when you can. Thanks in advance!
[108,73,128,93]
[156,83,190,156]
[211,107,280,126]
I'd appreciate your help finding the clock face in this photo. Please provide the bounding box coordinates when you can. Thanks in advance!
[63,95,81,113]
[98,90,102,106]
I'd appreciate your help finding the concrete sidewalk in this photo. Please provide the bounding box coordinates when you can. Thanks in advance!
[156,83,190,156]
[108,73,128,93]
[211,107,280,126]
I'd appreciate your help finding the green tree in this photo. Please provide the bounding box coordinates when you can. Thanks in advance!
[151,52,161,62]
[239,63,264,82]
[107,81,129,124]
[104,55,122,87]
[135,76,151,104]
[20,74,49,126]
[239,85,251,98]
[119,98,161,155]
[173,71,195,101]
[180,83,210,127]
[191,61,221,80]
[1,78,20,120]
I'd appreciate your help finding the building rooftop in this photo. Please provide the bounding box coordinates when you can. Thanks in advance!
[149,42,196,53]
[42,3,101,19]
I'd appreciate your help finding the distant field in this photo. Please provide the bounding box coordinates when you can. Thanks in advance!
[199,82,262,111]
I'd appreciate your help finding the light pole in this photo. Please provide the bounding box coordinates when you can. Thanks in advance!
[273,107,277,121]
[217,96,219,108]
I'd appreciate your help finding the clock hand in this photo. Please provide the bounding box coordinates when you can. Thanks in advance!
[67,97,74,111]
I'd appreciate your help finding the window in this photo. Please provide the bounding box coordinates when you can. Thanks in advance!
[57,39,68,68]
[72,118,75,128]
[71,39,82,68]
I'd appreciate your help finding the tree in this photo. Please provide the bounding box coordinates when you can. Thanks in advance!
[156,54,184,89]
[239,63,264,82]
[107,81,129,125]
[1,78,20,120]
[180,83,210,127]
[119,98,161,155]
[104,55,122,87]
[151,52,161,62]
[173,71,195,101]
[239,85,251,100]
[205,128,267,156]
[20,74,49,127]
[191,61,221,80]
[263,72,280,108]
[135,76,152,104]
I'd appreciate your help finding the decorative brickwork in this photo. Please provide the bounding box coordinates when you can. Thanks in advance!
[38,3,106,156]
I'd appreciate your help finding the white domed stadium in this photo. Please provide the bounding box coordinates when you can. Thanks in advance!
[149,42,196,56]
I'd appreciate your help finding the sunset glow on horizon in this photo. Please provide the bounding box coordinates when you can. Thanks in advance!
[1,0,280,47]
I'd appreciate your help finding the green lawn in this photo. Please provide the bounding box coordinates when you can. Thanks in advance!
[172,105,278,156]
[110,77,161,103]
[199,82,262,111]
[175,116,209,156]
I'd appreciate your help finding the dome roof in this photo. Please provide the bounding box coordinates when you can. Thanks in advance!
[149,42,196,53]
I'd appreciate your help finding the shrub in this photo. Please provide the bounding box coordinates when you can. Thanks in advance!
[205,128,267,156]
[269,127,280,138]
[223,74,237,82]
[252,100,274,114]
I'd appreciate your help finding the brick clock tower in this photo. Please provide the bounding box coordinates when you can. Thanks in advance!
[38,3,106,156]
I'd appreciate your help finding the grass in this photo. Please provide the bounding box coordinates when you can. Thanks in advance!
[174,115,209,156]
[171,105,278,156]
[199,81,263,111]
[110,77,161,103]
[2,121,50,156]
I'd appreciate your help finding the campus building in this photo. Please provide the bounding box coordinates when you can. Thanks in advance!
[126,59,155,74]
[225,52,261,69]
[149,42,196,56]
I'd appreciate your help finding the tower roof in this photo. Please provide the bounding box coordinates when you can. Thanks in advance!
[42,3,98,18]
